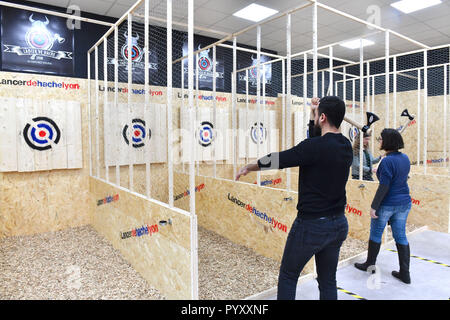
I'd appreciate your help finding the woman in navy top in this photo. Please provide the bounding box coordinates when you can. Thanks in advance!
[354,129,412,284]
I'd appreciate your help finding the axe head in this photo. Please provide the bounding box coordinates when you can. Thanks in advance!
[401,109,414,121]
[361,112,380,133]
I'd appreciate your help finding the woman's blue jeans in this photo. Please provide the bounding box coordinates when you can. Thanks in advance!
[277,214,348,300]
[370,202,412,245]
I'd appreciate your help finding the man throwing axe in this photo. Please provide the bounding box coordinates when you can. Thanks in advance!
[236,96,353,300]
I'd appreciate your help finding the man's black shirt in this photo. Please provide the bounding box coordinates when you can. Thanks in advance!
[257,123,353,218]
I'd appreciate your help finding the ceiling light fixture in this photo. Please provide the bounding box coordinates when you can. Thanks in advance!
[233,3,278,22]
[390,0,442,14]
[340,39,375,49]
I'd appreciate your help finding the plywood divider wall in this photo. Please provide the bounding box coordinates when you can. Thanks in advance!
[173,172,315,274]
[90,177,193,299]
[0,72,90,237]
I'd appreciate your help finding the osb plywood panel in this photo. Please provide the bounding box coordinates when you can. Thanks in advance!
[371,91,449,167]
[345,178,449,237]
[90,177,192,300]
[0,72,91,237]
[407,174,449,233]
[188,174,315,274]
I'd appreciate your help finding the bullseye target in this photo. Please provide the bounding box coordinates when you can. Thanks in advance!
[348,127,360,143]
[122,119,151,148]
[250,122,267,144]
[198,56,211,71]
[23,117,61,151]
[197,121,214,147]
[124,45,140,61]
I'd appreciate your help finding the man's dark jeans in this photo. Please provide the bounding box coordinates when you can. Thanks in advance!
[277,213,348,300]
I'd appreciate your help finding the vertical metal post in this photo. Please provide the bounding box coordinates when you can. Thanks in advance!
[329,46,333,95]
[114,27,120,186]
[286,14,291,191]
[103,39,109,182]
[167,0,174,206]
[359,39,364,181]
[417,69,421,167]
[312,1,318,98]
[232,37,237,180]
[212,45,217,178]
[303,53,307,141]
[87,52,93,177]
[144,0,151,198]
[127,14,133,191]
[393,56,397,128]
[424,50,428,174]
[95,46,100,178]
[256,27,261,186]
[385,31,390,128]
[187,0,198,301]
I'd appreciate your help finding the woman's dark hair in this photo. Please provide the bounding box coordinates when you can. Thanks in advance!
[380,128,404,151]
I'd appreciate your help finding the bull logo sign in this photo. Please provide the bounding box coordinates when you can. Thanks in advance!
[238,54,272,87]
[109,31,157,71]
[3,14,72,61]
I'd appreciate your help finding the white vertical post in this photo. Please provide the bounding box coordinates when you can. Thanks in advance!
[424,50,428,174]
[312,0,318,279]
[321,71,324,97]
[145,0,150,198]
[359,39,364,181]
[181,58,185,173]
[95,46,100,178]
[114,27,120,186]
[195,52,199,176]
[167,0,173,206]
[232,37,237,180]
[87,52,93,177]
[329,46,333,95]
[282,58,286,150]
[245,69,249,165]
[393,56,397,128]
[127,14,133,191]
[103,39,109,182]
[417,69,421,167]
[352,79,355,123]
[371,75,375,155]
[256,27,261,186]
[343,66,346,102]
[385,31,390,128]
[312,1,318,98]
[187,0,198,301]
[286,14,291,191]
[212,45,217,178]
[445,63,449,172]
[303,53,307,141]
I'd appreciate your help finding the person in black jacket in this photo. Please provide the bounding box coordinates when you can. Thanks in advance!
[236,96,353,300]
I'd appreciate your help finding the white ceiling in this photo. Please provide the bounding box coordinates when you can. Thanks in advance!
[24,0,450,60]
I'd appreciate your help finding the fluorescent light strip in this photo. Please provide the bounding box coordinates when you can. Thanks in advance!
[391,0,442,14]
[340,39,375,49]
[233,3,278,23]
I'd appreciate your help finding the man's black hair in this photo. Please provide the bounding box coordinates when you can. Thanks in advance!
[380,128,404,151]
[318,96,346,128]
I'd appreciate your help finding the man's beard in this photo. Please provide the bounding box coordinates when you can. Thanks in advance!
[313,122,322,137]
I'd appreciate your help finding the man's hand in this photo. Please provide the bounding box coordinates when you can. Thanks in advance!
[310,97,320,118]
[370,208,378,219]
[235,165,250,181]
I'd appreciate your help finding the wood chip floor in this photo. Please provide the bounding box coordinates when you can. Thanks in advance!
[1,224,371,300]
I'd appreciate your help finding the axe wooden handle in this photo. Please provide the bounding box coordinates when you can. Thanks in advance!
[343,116,373,135]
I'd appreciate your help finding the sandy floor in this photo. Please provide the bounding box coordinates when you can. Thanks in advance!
[1,224,368,300]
